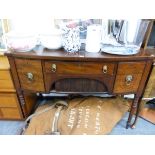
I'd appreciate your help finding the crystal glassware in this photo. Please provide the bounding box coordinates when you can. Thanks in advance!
[62,26,81,54]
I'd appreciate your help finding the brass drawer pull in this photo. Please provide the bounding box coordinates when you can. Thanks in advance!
[51,64,57,72]
[125,75,133,85]
[103,65,107,73]
[27,72,34,81]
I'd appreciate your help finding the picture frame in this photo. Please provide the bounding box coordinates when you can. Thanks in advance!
[0,19,9,54]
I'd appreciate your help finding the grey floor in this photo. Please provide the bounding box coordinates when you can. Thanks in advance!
[110,113,155,135]
[0,113,154,135]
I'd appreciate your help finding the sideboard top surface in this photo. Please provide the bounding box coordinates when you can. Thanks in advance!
[4,48,155,62]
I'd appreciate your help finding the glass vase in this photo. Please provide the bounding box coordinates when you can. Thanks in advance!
[62,27,81,53]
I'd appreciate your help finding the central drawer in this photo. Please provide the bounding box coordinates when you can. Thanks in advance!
[45,61,115,75]
[44,61,116,93]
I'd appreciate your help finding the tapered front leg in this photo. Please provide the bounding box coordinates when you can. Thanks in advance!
[130,97,142,128]
[126,97,139,129]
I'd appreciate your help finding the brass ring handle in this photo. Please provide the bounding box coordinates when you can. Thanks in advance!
[27,72,34,81]
[103,65,107,74]
[125,75,133,85]
[51,64,57,72]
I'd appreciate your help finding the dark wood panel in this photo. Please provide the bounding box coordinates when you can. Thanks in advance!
[55,78,108,92]
[117,62,146,75]
[45,61,115,75]
[4,48,154,127]
[15,58,45,92]
[23,93,37,117]
[113,74,143,94]
[5,49,155,61]
[44,74,115,93]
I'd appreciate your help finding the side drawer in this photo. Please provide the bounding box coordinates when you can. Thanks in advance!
[117,62,146,75]
[45,61,115,75]
[0,70,15,91]
[113,62,145,94]
[0,93,19,108]
[15,59,45,92]
[113,74,143,93]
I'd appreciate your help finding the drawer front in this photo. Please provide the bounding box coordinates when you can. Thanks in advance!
[117,62,146,75]
[15,59,45,92]
[113,74,143,93]
[45,61,115,75]
[0,93,19,108]
[0,70,15,91]
[114,62,145,94]
[0,107,21,119]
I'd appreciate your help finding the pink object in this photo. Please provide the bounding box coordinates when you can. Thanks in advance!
[5,31,37,52]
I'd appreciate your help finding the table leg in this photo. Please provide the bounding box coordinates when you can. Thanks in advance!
[126,97,139,129]
[130,98,141,128]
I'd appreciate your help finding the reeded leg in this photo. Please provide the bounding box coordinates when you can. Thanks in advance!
[126,97,139,129]
[126,101,134,129]
[130,98,141,128]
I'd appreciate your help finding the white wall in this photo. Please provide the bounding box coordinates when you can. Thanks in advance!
[9,18,56,34]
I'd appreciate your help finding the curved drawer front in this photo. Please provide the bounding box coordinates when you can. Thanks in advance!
[113,62,145,94]
[44,61,116,92]
[15,59,45,92]
[117,62,146,75]
[44,61,116,75]
[114,74,143,93]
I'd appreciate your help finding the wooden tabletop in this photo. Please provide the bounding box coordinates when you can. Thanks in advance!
[4,47,155,62]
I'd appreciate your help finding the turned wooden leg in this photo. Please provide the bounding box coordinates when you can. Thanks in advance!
[126,101,134,129]
[126,97,139,129]
[130,98,141,129]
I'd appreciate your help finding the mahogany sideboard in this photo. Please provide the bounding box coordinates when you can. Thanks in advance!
[5,49,155,128]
